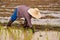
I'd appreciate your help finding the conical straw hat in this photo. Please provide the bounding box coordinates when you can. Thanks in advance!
[28,8,41,19]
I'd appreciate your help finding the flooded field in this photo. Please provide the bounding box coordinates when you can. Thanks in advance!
[0,10,60,40]
[0,26,60,40]
[0,0,60,40]
[0,17,60,27]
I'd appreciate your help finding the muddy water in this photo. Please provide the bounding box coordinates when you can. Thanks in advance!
[0,10,60,26]
[0,17,60,26]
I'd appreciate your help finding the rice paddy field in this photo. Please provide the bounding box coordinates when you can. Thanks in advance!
[0,0,60,40]
[0,25,60,40]
[0,10,60,40]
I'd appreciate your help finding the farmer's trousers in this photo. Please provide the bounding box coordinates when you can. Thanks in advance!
[10,8,17,21]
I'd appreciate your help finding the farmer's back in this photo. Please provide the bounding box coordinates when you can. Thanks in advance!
[17,5,30,18]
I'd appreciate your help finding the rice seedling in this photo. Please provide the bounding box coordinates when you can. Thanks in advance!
[0,25,34,40]
[0,24,60,40]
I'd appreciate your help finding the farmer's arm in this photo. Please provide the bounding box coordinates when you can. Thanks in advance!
[24,14,34,33]
[24,12,32,27]
[25,17,32,27]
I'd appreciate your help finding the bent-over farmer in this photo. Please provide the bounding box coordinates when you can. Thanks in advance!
[7,5,41,33]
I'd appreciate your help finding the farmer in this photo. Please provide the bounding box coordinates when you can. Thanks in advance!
[7,5,41,33]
